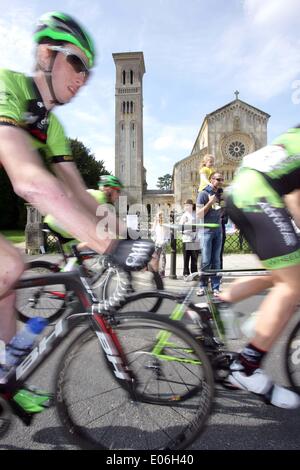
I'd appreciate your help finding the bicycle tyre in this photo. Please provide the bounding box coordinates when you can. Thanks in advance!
[285,318,300,393]
[99,266,164,312]
[16,260,66,323]
[55,311,214,450]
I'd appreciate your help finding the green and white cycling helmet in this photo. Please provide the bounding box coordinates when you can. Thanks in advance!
[33,11,95,69]
[98,175,123,190]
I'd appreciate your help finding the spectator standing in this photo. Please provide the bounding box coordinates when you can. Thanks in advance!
[151,211,169,277]
[179,199,199,280]
[196,172,224,296]
[198,154,216,192]
[219,189,228,269]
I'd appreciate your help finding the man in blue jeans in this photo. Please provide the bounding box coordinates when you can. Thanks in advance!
[196,172,224,296]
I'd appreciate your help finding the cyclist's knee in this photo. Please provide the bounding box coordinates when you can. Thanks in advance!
[0,249,25,296]
[274,280,300,305]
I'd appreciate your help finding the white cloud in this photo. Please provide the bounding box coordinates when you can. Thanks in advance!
[151,125,194,153]
[0,7,35,72]
[244,0,300,29]
[212,0,300,100]
[143,113,197,187]
[93,145,115,174]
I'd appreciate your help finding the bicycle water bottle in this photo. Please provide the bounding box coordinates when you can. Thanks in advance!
[218,303,240,340]
[4,317,48,367]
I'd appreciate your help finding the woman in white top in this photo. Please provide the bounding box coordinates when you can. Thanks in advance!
[179,199,199,280]
[151,211,169,277]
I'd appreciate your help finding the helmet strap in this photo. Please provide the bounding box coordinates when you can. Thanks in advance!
[43,51,64,106]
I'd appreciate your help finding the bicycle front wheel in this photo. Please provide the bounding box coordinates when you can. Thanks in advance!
[55,312,214,450]
[16,261,66,323]
[285,318,300,392]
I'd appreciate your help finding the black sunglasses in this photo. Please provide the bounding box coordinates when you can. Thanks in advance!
[66,54,90,76]
[213,177,224,182]
[49,46,90,78]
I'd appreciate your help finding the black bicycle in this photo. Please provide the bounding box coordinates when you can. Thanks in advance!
[1,260,214,450]
[16,238,163,323]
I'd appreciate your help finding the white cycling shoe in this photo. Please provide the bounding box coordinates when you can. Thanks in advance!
[228,361,300,409]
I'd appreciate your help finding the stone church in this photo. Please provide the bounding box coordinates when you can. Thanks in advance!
[24,51,271,253]
[113,51,270,216]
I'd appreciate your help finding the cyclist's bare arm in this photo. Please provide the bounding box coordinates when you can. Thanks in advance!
[53,161,126,239]
[53,161,100,214]
[0,126,113,253]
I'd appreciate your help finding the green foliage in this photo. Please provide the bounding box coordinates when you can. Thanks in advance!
[165,237,183,254]
[164,233,251,255]
[69,138,108,188]
[156,174,172,190]
[0,169,25,229]
[224,233,252,254]
[0,138,109,229]
[1,230,25,243]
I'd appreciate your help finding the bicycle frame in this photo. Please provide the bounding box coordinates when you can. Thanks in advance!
[120,268,271,361]
[1,266,129,409]
[3,265,198,427]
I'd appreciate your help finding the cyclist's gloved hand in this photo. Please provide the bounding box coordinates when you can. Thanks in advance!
[111,239,155,271]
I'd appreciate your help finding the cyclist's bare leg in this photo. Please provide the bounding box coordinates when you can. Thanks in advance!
[250,265,300,351]
[0,235,25,343]
[220,275,273,303]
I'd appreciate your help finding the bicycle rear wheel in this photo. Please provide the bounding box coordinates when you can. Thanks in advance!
[285,318,300,393]
[16,261,66,323]
[55,312,214,450]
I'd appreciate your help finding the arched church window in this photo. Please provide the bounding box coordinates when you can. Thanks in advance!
[122,70,126,85]
[122,102,125,113]
[130,101,134,113]
[127,101,129,113]
[130,70,134,84]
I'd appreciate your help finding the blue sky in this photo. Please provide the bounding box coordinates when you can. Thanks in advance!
[1,0,300,188]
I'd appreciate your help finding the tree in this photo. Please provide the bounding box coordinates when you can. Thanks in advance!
[0,169,22,229]
[69,138,108,188]
[156,174,172,190]
[0,138,110,229]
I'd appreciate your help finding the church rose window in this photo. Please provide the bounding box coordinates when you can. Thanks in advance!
[228,141,245,159]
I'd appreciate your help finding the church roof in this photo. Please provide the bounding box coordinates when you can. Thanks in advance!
[188,96,270,157]
[173,153,196,169]
[206,98,270,119]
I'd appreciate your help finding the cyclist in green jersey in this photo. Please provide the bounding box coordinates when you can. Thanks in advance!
[219,126,300,408]
[44,175,124,251]
[0,12,153,412]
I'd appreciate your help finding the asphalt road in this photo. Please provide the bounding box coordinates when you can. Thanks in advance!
[1,283,300,451]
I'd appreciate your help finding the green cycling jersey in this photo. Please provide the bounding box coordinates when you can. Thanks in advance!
[239,126,300,196]
[0,69,71,162]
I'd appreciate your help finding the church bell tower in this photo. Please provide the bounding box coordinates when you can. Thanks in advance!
[113,52,145,204]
